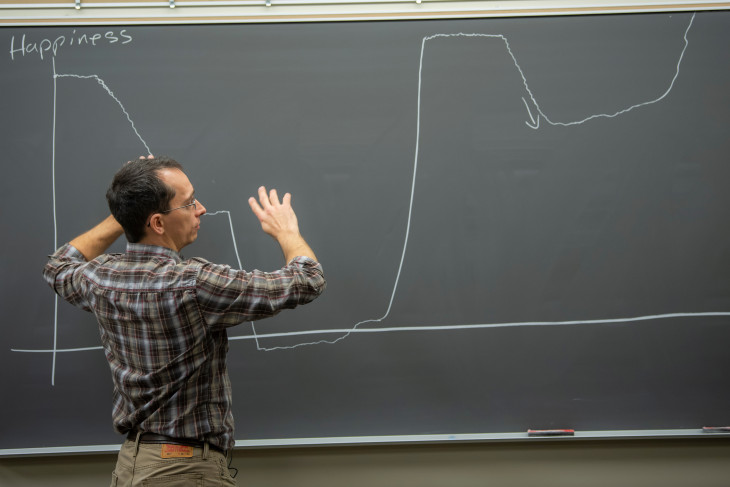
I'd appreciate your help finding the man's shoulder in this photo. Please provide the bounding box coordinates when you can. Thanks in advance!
[93,252,124,264]
[184,257,234,276]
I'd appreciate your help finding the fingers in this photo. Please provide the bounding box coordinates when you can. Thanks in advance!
[248,186,293,219]
[253,186,272,214]
[248,187,271,218]
[248,193,263,217]
[253,186,290,208]
[248,186,300,243]
[265,188,293,208]
[126,154,154,164]
[261,187,277,207]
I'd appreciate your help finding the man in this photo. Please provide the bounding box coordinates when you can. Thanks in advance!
[43,156,325,486]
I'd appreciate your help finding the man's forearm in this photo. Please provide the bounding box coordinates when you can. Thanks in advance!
[69,215,124,261]
[277,232,318,264]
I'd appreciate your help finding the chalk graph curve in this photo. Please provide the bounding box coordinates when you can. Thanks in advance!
[248,11,729,351]
[13,13,728,370]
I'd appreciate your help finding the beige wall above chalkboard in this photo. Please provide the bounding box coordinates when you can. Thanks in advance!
[1,0,729,25]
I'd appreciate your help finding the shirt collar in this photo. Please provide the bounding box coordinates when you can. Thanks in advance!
[126,242,182,263]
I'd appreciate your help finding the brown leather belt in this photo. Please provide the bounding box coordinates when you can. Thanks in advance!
[127,431,225,455]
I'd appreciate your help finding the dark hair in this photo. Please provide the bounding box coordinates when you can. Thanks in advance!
[106,156,184,243]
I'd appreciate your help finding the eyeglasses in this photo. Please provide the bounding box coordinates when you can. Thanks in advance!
[147,199,198,227]
[160,199,198,214]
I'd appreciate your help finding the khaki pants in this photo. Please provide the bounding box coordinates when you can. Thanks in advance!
[111,436,237,487]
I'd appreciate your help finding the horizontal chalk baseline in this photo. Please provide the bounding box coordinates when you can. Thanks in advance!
[231,311,730,342]
[11,311,730,353]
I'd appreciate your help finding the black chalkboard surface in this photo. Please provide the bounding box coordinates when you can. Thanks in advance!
[2,11,730,454]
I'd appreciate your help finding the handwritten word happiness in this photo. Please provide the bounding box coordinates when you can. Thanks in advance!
[9,29,133,61]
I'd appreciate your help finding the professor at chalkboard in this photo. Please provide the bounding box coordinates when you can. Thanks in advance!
[42,156,326,485]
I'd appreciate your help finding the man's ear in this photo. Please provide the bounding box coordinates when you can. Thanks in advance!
[148,214,165,235]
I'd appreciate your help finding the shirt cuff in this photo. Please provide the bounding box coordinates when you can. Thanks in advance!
[287,255,320,267]
[51,242,88,262]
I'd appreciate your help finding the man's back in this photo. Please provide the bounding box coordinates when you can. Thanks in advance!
[44,240,325,451]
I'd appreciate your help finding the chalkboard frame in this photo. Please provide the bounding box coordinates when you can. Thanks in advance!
[2,6,730,456]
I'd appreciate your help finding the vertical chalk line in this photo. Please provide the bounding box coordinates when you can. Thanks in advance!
[51,58,59,385]
[245,33,436,352]
[203,210,243,270]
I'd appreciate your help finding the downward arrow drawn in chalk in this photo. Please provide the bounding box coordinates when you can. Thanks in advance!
[522,97,539,129]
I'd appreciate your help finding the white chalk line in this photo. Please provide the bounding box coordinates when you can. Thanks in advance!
[12,312,730,353]
[54,64,152,155]
[51,58,59,385]
[426,13,695,128]
[203,210,243,270]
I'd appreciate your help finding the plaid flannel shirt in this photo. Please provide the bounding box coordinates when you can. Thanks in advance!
[43,242,325,450]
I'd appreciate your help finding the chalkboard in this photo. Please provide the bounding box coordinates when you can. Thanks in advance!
[2,10,730,455]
